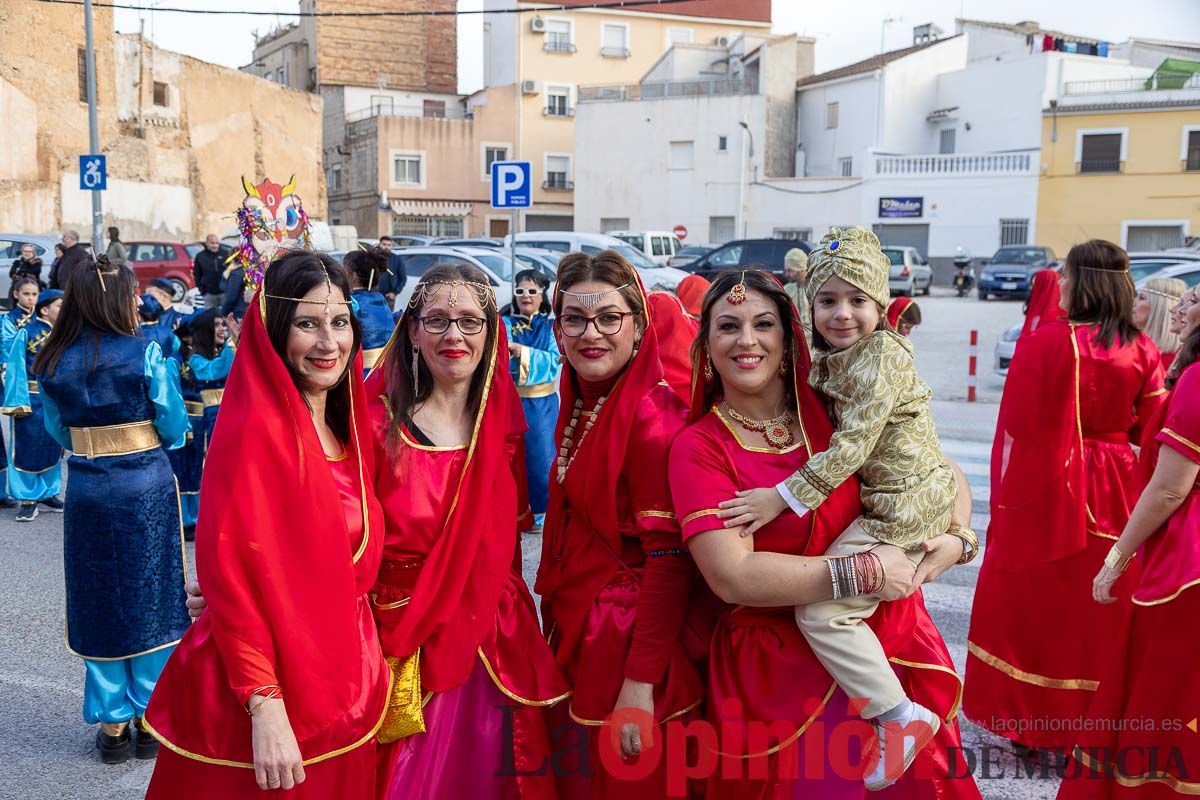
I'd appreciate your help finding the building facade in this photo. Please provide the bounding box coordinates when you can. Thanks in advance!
[1035,72,1200,254]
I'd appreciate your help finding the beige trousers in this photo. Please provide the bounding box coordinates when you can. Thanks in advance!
[795,520,926,719]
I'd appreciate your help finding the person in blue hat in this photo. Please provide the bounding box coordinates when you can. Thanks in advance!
[140,278,184,358]
[1,287,65,520]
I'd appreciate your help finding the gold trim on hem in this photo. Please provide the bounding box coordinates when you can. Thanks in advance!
[568,698,702,728]
[142,665,395,769]
[1074,747,1200,795]
[398,426,468,452]
[69,420,160,459]
[1133,577,1200,607]
[66,636,182,663]
[966,641,1098,691]
[370,593,411,610]
[715,682,838,758]
[681,508,721,526]
[476,648,572,708]
[888,657,964,722]
[1143,387,1168,399]
[1161,428,1200,458]
[516,382,556,399]
[1,405,31,416]
[635,510,677,520]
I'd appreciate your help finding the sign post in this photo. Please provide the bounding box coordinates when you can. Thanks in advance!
[83,0,104,253]
[673,225,688,242]
[490,161,533,310]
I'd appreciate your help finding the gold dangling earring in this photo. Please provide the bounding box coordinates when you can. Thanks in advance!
[703,357,713,381]
[779,348,790,376]
[411,346,421,395]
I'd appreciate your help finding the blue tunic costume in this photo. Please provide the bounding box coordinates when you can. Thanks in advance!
[38,333,190,724]
[138,302,183,360]
[502,313,560,521]
[169,340,233,529]
[0,306,31,492]
[2,319,63,502]
[352,288,395,376]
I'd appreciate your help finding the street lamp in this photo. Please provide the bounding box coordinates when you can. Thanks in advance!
[738,121,754,239]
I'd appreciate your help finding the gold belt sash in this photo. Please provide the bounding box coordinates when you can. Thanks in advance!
[184,401,205,416]
[27,381,38,394]
[70,420,160,459]
[516,382,556,399]
[200,388,224,407]
[362,347,384,370]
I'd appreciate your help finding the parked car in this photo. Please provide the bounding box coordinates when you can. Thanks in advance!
[125,241,196,301]
[184,241,235,262]
[435,237,504,249]
[388,247,513,313]
[0,234,60,303]
[994,323,1022,376]
[513,247,562,279]
[977,246,1057,300]
[1137,262,1200,289]
[609,231,684,266]
[883,246,934,297]
[667,244,716,269]
[685,239,815,282]
[503,232,688,291]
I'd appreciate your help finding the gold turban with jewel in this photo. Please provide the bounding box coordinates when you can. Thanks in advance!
[806,226,891,310]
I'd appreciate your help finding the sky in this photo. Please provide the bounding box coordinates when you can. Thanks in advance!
[111,0,1200,92]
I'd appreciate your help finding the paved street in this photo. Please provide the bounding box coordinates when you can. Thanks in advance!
[0,290,1051,798]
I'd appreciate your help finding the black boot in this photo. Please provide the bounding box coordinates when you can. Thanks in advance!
[134,720,160,760]
[96,725,132,765]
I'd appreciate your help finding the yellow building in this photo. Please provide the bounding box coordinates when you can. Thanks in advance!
[1036,72,1200,254]
[484,0,772,230]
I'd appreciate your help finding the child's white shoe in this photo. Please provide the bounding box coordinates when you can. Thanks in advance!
[863,702,941,791]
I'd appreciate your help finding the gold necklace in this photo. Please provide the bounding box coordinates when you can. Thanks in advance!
[724,403,795,448]
[555,395,606,483]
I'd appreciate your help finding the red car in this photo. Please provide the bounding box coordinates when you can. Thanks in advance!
[125,241,195,301]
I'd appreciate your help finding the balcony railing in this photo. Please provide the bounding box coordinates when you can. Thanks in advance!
[543,106,575,118]
[600,46,631,58]
[1079,158,1122,174]
[544,39,576,54]
[872,150,1036,177]
[1064,73,1200,95]
[543,177,574,191]
[578,77,758,103]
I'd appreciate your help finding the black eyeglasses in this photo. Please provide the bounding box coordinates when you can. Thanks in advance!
[416,316,487,335]
[513,288,543,297]
[558,311,639,337]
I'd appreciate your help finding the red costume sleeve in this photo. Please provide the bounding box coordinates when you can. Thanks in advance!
[1131,339,1167,444]
[623,390,694,684]
[1157,364,1200,466]
[670,423,736,542]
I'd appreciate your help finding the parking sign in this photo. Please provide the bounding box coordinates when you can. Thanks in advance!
[490,161,532,209]
[80,154,107,191]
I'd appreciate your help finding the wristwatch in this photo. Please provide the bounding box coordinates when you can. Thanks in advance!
[947,523,979,565]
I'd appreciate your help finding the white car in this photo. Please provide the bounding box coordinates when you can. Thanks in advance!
[609,230,684,266]
[502,231,690,291]
[994,323,1021,376]
[387,246,513,313]
[1136,261,1200,290]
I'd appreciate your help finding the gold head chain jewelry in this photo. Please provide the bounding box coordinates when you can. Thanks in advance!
[726,272,747,305]
[557,283,630,311]
[95,262,108,293]
[408,279,496,311]
[264,260,351,323]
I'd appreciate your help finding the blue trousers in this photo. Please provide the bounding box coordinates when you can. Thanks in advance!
[82,646,174,724]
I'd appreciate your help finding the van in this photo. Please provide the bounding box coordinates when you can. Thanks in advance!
[502,231,690,291]
[608,231,683,266]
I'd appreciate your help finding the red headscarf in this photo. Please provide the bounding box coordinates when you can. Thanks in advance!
[363,300,527,692]
[886,297,917,331]
[647,291,698,402]
[677,274,709,318]
[1021,268,1064,338]
[146,289,388,762]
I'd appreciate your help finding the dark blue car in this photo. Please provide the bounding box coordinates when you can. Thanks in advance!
[978,246,1057,300]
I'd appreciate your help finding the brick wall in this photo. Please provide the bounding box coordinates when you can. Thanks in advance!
[315,0,457,92]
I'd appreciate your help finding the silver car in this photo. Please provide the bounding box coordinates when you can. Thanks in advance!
[387,246,513,313]
[994,323,1021,376]
[884,246,933,297]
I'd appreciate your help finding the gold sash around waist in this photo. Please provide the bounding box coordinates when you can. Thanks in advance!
[70,420,160,459]
[516,382,556,399]
[362,347,384,370]
[184,401,205,416]
[27,381,38,394]
[200,388,224,407]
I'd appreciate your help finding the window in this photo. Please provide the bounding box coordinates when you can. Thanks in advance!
[826,102,839,129]
[718,135,728,152]
[999,219,1030,247]
[709,216,736,244]
[423,99,446,118]
[370,95,395,115]
[329,164,343,192]
[939,128,956,154]
[1079,132,1123,173]
[666,28,694,47]
[391,217,465,239]
[276,68,285,84]
[600,217,630,233]
[774,228,812,241]
[545,19,574,53]
[545,85,571,117]
[1126,224,1185,252]
[601,23,630,58]
[1186,129,1200,172]
[77,48,88,102]
[669,141,694,170]
[153,81,169,107]
[544,154,572,190]
[392,152,424,187]
[309,67,317,89]
[482,145,509,179]
[838,157,853,177]
[651,237,668,257]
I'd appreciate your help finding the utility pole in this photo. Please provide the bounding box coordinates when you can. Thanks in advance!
[84,0,104,253]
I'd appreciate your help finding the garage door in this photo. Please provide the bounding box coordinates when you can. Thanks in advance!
[1126,225,1185,252]
[872,224,930,258]
[526,214,574,232]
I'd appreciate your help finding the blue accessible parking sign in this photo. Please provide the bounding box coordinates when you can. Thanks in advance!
[490,161,532,209]
[80,154,107,191]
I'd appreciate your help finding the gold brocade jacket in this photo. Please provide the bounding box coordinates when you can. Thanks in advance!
[786,330,955,548]
[785,281,812,342]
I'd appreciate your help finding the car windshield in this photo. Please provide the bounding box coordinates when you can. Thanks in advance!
[1130,262,1182,282]
[882,249,905,266]
[474,254,514,281]
[993,248,1048,265]
[612,244,656,269]
[678,246,708,256]
[612,234,641,248]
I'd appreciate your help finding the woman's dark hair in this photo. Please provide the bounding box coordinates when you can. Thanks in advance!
[108,226,120,243]
[514,268,551,315]
[1063,239,1138,349]
[11,277,39,298]
[553,250,645,322]
[189,308,224,360]
[899,302,922,326]
[343,246,390,291]
[263,251,362,444]
[33,256,139,377]
[694,270,799,413]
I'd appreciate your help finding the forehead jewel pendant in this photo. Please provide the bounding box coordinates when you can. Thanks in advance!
[727,272,747,305]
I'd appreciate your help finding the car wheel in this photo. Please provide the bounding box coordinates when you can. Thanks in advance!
[978,289,989,300]
[168,278,188,302]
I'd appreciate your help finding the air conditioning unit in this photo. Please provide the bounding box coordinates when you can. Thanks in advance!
[715,35,730,47]
[530,16,546,33]
[521,79,541,95]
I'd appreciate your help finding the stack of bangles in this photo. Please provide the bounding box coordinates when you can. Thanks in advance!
[246,685,284,716]
[828,551,886,600]
[1104,544,1133,574]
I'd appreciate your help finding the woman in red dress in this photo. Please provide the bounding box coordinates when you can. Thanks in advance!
[647,290,698,402]
[1058,294,1200,798]
[669,269,980,798]
[964,240,1167,754]
[366,262,571,799]
[536,250,706,797]
[145,252,391,797]
[1020,267,1064,338]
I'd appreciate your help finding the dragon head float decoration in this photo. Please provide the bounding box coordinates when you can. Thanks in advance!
[229,175,311,290]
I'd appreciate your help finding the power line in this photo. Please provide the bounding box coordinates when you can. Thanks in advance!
[34,0,712,16]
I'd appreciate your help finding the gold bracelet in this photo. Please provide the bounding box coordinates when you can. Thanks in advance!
[947,523,979,565]
[1104,544,1133,573]
[246,687,283,716]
